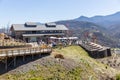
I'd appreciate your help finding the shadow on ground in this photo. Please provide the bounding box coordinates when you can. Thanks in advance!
[0,53,50,75]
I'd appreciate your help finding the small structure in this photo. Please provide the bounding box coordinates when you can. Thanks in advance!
[10,22,68,43]
[79,41,111,58]
[50,37,78,46]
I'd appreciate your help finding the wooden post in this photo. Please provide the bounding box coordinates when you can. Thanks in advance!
[30,48,31,55]
[14,57,16,67]
[32,54,34,59]
[12,50,13,57]
[43,48,44,53]
[39,47,41,57]
[32,48,34,59]
[18,49,20,55]
[5,57,8,70]
[23,55,25,62]
[23,49,25,62]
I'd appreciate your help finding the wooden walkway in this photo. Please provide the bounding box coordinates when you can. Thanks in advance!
[0,47,52,70]
[0,47,52,59]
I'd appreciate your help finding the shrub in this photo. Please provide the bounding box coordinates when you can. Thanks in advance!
[54,54,64,59]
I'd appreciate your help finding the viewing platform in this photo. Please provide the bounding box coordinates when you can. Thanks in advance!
[0,47,52,70]
[79,41,111,58]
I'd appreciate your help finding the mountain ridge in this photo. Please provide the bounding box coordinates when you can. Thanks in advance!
[56,20,119,47]
[55,11,120,47]
[75,11,120,28]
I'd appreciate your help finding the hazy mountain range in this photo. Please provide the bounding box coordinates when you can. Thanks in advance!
[56,12,120,47]
[75,12,120,28]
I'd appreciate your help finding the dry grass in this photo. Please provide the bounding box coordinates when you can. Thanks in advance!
[0,39,27,47]
[0,46,119,80]
[0,33,28,47]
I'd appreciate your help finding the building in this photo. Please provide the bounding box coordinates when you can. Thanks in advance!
[10,22,68,43]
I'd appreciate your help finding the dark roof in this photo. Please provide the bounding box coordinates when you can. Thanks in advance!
[11,22,68,31]
[45,23,56,27]
[25,22,37,27]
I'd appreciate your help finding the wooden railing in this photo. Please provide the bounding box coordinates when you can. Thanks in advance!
[0,47,52,59]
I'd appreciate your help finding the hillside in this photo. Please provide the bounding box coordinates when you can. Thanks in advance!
[0,46,118,80]
[109,24,120,38]
[56,20,118,47]
[74,12,120,46]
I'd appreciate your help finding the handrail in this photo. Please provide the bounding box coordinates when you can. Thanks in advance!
[0,47,52,59]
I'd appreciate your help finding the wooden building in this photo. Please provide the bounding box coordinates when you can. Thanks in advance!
[10,22,68,42]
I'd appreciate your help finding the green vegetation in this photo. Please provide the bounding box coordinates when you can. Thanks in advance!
[0,46,118,80]
[116,74,120,80]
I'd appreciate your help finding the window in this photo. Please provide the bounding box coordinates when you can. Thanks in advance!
[32,31,36,34]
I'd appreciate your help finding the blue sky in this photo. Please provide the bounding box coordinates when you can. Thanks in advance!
[0,0,120,27]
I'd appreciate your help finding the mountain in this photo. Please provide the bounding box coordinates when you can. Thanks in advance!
[56,20,118,47]
[75,12,120,28]
[73,12,120,47]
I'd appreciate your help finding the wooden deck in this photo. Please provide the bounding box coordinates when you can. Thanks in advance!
[0,47,52,70]
[0,47,52,59]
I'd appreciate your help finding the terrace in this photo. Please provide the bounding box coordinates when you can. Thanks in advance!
[0,33,52,71]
